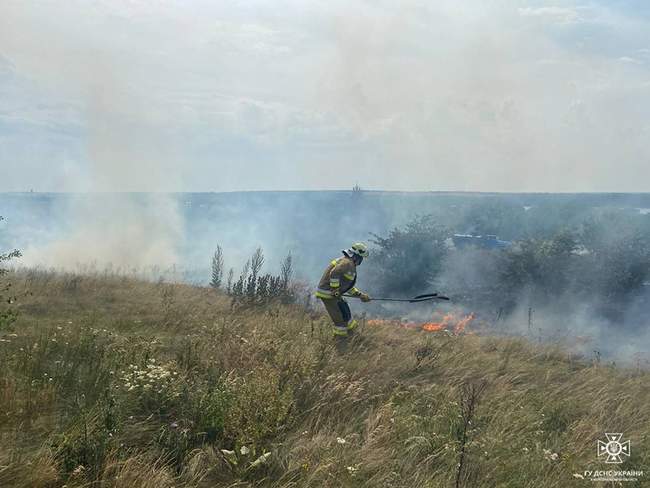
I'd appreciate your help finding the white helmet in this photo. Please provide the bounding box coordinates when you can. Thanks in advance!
[345,242,369,258]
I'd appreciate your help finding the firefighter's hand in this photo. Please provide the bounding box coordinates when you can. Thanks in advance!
[359,293,371,303]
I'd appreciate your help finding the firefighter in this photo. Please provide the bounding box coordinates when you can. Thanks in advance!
[315,242,371,337]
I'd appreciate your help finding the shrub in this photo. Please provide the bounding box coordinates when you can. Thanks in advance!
[224,367,294,450]
[228,248,295,305]
[369,215,448,296]
[210,245,224,290]
[0,216,21,331]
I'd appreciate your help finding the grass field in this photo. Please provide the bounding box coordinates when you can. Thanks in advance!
[0,271,648,487]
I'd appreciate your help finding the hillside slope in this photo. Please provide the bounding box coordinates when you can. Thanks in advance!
[0,272,648,487]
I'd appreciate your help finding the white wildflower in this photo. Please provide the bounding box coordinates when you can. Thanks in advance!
[240,445,250,455]
[543,449,559,461]
[337,437,347,445]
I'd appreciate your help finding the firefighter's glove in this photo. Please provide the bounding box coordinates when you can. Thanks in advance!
[359,293,371,303]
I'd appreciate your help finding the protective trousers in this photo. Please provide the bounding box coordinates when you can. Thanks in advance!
[319,298,358,336]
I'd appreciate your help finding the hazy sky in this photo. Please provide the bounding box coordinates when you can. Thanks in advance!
[1,0,649,192]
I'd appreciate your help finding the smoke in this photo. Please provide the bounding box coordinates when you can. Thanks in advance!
[310,1,650,192]
[433,229,650,362]
[19,194,183,270]
[0,1,189,269]
[2,1,650,192]
[492,298,650,364]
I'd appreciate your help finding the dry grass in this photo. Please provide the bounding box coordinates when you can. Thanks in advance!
[0,270,648,487]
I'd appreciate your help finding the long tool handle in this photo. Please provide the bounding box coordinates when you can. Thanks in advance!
[359,297,420,302]
[343,293,450,303]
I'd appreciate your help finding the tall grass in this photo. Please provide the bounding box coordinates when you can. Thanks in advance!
[0,270,648,487]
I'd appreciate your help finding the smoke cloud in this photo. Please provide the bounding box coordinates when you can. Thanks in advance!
[18,194,183,269]
[1,1,650,192]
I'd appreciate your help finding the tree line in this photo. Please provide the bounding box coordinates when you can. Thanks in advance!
[367,212,650,320]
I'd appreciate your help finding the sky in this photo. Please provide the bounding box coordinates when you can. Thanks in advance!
[1,0,649,193]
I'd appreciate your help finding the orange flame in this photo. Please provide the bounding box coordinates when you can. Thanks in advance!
[367,312,475,335]
[421,322,446,332]
[452,313,475,335]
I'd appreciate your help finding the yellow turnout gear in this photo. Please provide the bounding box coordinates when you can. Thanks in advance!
[316,253,368,337]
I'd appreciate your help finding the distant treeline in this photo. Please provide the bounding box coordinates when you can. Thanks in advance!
[3,191,650,285]
[368,209,650,320]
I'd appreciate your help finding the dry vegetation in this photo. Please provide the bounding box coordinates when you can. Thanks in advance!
[0,270,649,487]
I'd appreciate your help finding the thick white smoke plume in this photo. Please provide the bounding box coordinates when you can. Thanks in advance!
[19,194,183,270]
[1,1,650,192]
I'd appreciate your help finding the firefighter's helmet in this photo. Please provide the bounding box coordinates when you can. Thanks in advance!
[347,242,369,258]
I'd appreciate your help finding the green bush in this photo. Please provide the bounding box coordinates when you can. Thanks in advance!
[224,367,294,450]
[369,215,448,296]
[229,248,295,305]
[0,218,21,331]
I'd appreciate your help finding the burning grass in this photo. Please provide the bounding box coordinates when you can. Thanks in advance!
[1,270,649,487]
[367,311,476,335]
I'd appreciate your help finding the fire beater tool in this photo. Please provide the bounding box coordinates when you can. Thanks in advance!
[343,292,450,303]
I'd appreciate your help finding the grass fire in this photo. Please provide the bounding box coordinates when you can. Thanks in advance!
[367,312,476,335]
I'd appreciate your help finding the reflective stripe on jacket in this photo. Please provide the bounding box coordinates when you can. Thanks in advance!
[315,255,362,299]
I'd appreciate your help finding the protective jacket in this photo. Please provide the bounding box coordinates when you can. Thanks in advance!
[315,254,363,299]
